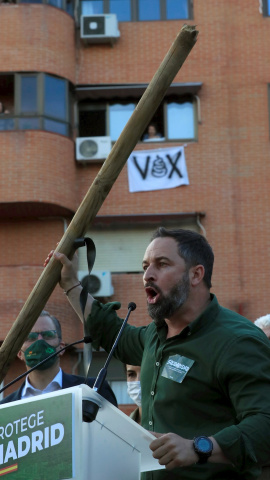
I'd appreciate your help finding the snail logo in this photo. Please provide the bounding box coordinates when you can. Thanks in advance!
[151,156,167,178]
[127,146,189,193]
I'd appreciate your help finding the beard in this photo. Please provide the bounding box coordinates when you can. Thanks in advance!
[147,270,190,328]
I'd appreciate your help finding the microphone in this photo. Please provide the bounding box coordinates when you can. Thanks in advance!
[128,302,136,311]
[83,302,136,422]
[0,336,92,395]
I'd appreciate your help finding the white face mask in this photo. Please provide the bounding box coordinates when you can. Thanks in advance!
[127,381,141,407]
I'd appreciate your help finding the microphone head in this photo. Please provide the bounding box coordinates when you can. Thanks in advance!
[84,336,93,344]
[128,302,136,311]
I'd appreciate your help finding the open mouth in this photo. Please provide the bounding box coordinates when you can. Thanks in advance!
[145,285,160,304]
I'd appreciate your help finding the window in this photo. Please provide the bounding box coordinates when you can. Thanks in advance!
[17,0,75,16]
[78,96,197,142]
[0,72,73,137]
[262,0,270,15]
[166,99,195,140]
[0,74,15,131]
[78,227,152,273]
[44,75,67,121]
[78,214,203,273]
[80,0,193,21]
[20,76,38,113]
[79,102,136,142]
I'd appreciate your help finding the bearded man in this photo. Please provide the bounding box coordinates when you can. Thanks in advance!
[46,227,270,480]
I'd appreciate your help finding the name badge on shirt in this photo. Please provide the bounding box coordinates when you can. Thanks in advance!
[161,354,194,384]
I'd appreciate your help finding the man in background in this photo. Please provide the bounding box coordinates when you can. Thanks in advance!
[126,364,141,424]
[0,310,117,406]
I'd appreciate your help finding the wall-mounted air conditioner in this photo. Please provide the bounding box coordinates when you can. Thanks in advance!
[80,14,120,45]
[78,270,114,297]
[76,136,111,162]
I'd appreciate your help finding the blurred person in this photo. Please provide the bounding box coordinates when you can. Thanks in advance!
[143,123,162,141]
[126,364,141,424]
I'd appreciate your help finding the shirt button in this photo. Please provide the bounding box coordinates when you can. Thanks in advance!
[151,391,154,396]
[149,421,153,426]
[156,362,159,366]
[187,331,191,336]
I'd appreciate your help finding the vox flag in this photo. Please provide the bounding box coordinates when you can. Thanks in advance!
[127,146,189,193]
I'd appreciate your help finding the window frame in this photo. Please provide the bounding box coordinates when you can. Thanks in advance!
[80,0,193,22]
[0,72,73,137]
[78,94,198,143]
[262,0,270,16]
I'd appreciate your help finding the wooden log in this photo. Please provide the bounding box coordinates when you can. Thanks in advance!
[0,24,198,383]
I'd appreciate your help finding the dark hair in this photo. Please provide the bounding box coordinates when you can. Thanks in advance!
[150,227,214,289]
[148,122,158,131]
[40,310,62,339]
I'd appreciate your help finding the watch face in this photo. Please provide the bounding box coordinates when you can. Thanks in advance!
[197,436,212,453]
[193,436,213,464]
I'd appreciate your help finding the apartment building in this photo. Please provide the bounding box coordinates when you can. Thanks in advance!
[0,0,270,407]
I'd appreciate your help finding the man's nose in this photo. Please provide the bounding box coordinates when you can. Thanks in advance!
[143,265,156,282]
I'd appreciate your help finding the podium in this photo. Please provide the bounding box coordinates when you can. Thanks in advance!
[0,384,164,479]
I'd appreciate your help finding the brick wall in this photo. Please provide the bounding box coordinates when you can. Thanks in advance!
[0,131,77,209]
[1,0,270,395]
[0,4,76,82]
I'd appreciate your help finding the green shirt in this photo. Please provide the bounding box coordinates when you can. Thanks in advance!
[88,294,270,479]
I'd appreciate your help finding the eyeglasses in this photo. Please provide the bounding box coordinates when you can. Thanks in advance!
[26,330,58,342]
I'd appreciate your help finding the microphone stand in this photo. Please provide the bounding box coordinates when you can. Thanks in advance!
[83,302,136,423]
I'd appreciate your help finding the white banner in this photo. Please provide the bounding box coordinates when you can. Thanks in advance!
[127,146,189,193]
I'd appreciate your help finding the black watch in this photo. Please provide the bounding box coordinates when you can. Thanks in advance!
[193,436,213,464]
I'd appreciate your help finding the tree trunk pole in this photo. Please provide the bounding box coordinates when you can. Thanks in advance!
[0,24,198,383]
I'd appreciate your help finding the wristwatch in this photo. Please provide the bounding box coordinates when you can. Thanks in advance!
[193,436,213,464]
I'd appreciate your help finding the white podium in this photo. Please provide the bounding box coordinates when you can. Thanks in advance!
[0,384,164,479]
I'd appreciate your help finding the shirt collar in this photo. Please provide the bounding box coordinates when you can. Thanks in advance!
[187,293,219,335]
[21,368,63,399]
[156,293,220,340]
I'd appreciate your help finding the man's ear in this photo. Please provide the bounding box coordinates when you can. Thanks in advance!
[58,340,66,357]
[17,350,25,362]
[190,265,205,286]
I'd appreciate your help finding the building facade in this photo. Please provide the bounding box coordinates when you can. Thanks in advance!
[1,0,270,406]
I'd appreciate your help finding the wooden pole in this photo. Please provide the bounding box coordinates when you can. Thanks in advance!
[0,24,198,382]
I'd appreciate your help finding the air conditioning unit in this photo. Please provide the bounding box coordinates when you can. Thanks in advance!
[76,136,111,162]
[78,270,114,297]
[80,14,120,45]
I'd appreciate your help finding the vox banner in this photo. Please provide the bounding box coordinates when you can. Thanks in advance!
[0,394,74,480]
[127,146,189,193]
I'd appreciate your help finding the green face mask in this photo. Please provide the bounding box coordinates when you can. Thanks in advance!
[24,339,59,370]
